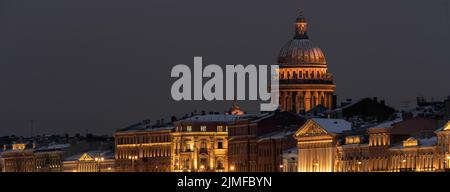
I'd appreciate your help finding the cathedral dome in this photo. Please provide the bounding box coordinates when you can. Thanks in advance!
[277,13,326,66]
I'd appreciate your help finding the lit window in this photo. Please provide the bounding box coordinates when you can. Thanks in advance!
[201,126,206,132]
[187,126,192,132]
[217,126,223,132]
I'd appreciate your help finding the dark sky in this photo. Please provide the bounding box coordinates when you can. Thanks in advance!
[1,0,449,136]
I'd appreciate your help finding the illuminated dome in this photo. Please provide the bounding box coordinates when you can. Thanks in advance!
[277,14,326,66]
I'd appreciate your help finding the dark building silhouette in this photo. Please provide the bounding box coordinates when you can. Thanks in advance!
[326,97,396,126]
[228,111,306,172]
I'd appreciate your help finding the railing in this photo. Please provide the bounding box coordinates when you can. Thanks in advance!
[279,79,334,84]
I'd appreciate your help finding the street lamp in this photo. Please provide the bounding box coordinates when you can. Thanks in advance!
[128,155,138,172]
[444,155,450,171]
[95,157,104,172]
[229,165,235,171]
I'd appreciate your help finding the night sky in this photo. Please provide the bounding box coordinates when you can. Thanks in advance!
[1,0,449,136]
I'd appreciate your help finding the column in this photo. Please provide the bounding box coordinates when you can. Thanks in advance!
[298,91,304,112]
[304,91,311,112]
[327,93,333,109]
[287,92,292,112]
[313,91,319,108]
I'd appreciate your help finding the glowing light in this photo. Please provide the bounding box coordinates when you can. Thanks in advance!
[230,166,235,171]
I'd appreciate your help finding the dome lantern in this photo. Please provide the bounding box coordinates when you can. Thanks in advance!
[295,11,309,39]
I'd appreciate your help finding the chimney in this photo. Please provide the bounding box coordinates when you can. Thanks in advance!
[380,100,385,105]
[373,97,378,103]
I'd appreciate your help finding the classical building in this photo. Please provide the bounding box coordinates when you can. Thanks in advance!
[228,111,306,172]
[278,13,335,113]
[294,118,352,172]
[293,118,450,172]
[115,121,173,172]
[1,143,66,172]
[63,151,115,172]
[171,114,248,172]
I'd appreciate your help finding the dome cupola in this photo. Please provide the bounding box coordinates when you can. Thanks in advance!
[277,12,326,66]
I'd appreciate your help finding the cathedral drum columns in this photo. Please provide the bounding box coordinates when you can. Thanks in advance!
[277,13,335,113]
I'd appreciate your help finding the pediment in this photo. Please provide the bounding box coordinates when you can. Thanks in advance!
[444,121,450,131]
[79,153,94,161]
[295,120,329,137]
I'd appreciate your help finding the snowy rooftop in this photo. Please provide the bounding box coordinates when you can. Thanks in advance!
[366,113,403,129]
[117,123,174,133]
[64,150,115,161]
[419,137,437,147]
[179,114,253,123]
[34,143,71,152]
[311,118,352,134]
[435,121,450,132]
[258,130,295,141]
[329,98,364,112]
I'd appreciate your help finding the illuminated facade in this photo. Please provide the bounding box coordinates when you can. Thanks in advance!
[278,13,335,113]
[63,151,115,172]
[171,115,242,172]
[1,143,65,172]
[294,119,450,172]
[115,124,172,172]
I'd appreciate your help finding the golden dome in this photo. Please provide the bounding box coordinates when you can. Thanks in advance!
[277,13,326,66]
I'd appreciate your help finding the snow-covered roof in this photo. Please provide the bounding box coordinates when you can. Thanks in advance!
[329,98,364,112]
[250,113,275,123]
[64,150,114,161]
[311,118,352,133]
[435,121,450,132]
[34,143,70,152]
[367,113,403,129]
[179,114,253,123]
[419,137,437,147]
[118,124,174,133]
[258,130,295,141]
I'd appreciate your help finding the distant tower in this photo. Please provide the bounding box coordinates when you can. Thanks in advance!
[227,100,245,115]
[277,12,336,113]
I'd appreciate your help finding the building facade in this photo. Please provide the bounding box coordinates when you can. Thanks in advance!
[228,111,305,172]
[1,143,65,172]
[63,151,115,172]
[171,115,245,172]
[115,122,172,172]
[294,119,450,172]
[277,13,335,113]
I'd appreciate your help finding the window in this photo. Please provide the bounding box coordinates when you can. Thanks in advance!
[217,126,223,132]
[200,140,207,149]
[217,141,223,149]
[201,126,206,132]
[187,126,192,132]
